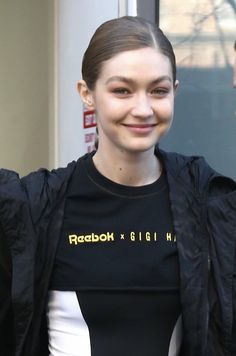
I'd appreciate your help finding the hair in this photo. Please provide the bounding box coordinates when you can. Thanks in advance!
[82,16,176,90]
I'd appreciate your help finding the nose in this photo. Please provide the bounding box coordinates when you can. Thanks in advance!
[131,93,153,118]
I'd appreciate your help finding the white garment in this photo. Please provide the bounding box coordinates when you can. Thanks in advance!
[47,291,91,356]
[47,290,182,356]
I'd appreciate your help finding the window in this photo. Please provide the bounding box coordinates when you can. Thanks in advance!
[159,0,236,178]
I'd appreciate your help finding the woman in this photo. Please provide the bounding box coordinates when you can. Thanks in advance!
[0,16,236,356]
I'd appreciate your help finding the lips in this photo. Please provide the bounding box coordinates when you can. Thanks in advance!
[122,123,157,134]
[123,123,157,128]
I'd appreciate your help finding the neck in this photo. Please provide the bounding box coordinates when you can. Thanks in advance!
[93,147,162,186]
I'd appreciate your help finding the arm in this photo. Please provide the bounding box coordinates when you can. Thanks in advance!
[231,259,236,352]
[0,223,14,355]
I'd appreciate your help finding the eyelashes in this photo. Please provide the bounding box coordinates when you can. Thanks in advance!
[111,87,170,97]
[151,88,170,95]
[112,88,130,95]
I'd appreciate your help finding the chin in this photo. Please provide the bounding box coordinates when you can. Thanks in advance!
[121,144,157,154]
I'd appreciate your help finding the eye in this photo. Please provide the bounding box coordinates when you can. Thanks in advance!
[151,88,169,96]
[112,88,130,95]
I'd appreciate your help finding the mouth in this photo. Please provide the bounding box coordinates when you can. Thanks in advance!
[123,124,157,128]
[122,123,158,134]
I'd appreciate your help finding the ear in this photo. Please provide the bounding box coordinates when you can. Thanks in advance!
[174,80,179,95]
[77,80,95,110]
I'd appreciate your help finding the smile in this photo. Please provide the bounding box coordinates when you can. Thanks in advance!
[123,124,157,128]
[122,123,157,134]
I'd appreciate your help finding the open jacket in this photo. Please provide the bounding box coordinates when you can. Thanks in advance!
[0,149,236,356]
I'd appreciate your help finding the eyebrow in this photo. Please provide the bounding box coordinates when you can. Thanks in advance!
[105,75,172,85]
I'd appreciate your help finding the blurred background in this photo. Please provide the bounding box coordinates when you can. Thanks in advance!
[0,0,235,178]
[159,0,236,179]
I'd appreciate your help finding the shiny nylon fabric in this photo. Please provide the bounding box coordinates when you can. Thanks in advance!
[1,150,236,356]
[163,152,213,355]
[207,187,236,355]
[0,170,35,356]
[162,151,236,356]
[0,163,76,356]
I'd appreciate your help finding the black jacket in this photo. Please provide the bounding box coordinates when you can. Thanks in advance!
[0,149,236,356]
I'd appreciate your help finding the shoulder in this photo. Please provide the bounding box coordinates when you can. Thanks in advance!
[159,148,211,172]
[158,148,215,189]
[158,148,236,195]
[0,160,77,197]
[21,160,77,196]
[0,160,77,225]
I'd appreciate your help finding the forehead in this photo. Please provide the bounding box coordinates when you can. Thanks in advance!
[98,47,173,82]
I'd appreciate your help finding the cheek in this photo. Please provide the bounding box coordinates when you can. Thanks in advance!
[96,100,129,123]
[155,99,174,119]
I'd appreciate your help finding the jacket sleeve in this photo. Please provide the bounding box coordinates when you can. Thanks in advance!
[232,262,236,352]
[0,222,14,355]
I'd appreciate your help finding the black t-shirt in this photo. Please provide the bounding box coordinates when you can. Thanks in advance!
[47,153,182,356]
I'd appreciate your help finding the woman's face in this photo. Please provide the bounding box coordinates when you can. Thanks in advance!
[88,47,178,155]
